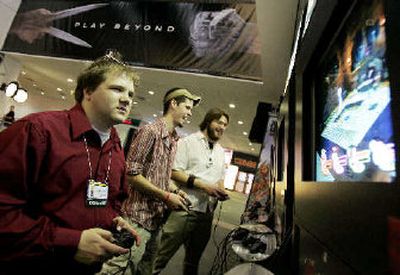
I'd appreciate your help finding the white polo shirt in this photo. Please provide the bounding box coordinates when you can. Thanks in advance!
[173,131,225,213]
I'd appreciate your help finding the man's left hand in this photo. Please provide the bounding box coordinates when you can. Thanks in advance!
[112,216,141,246]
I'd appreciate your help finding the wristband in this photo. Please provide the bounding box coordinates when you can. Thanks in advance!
[187,174,196,188]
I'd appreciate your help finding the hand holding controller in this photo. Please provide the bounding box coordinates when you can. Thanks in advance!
[111,227,135,249]
[218,193,230,201]
[184,196,193,209]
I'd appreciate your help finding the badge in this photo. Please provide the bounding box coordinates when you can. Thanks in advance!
[86,179,108,207]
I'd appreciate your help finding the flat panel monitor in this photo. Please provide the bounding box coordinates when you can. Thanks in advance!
[315,0,396,182]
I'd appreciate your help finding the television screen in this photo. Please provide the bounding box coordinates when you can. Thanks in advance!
[315,0,396,182]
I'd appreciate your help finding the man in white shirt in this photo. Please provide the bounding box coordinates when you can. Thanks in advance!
[153,108,230,275]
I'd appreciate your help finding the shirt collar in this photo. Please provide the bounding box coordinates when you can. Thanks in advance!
[195,131,207,141]
[158,118,179,142]
[194,131,219,147]
[68,104,121,146]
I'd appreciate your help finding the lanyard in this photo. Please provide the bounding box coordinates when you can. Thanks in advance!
[83,135,112,183]
[203,139,214,169]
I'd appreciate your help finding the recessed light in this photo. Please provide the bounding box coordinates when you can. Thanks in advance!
[61,95,66,100]
[238,120,243,125]
[133,101,138,105]
[229,103,236,109]
[249,142,252,146]
[148,91,155,95]
[70,90,74,95]
[187,120,191,124]
[57,88,63,91]
[67,78,73,83]
[40,91,45,95]
[21,71,26,75]
[153,114,157,117]
[251,148,255,151]
[33,83,37,87]
[243,131,248,136]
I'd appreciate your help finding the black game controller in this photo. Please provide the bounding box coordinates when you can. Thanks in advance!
[231,228,249,241]
[112,228,135,249]
[218,193,230,201]
[249,240,267,254]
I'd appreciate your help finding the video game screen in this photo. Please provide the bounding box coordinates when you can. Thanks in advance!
[315,0,396,182]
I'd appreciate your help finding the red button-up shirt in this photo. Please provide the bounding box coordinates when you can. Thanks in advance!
[0,104,127,273]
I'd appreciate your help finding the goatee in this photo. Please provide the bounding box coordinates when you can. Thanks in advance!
[207,126,219,141]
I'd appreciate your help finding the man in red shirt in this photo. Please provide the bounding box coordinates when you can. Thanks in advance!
[0,52,140,274]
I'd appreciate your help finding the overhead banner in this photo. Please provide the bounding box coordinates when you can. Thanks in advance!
[2,0,261,81]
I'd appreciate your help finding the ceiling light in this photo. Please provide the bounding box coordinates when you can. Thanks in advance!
[153,114,157,117]
[238,120,243,125]
[70,90,74,95]
[187,120,191,124]
[229,103,236,108]
[57,88,63,91]
[13,88,28,103]
[61,95,66,100]
[67,78,73,83]
[243,131,248,136]
[33,83,37,87]
[148,91,155,95]
[21,71,26,75]
[249,142,252,146]
[133,101,138,105]
[5,82,18,97]
[251,148,255,151]
[40,91,45,95]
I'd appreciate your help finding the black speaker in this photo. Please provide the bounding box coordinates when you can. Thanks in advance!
[249,102,273,143]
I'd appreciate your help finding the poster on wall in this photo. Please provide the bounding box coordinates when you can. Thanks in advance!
[241,114,278,226]
[2,0,261,81]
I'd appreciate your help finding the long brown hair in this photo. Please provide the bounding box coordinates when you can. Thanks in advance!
[199,108,229,131]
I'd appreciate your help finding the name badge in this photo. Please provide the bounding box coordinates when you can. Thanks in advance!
[86,179,108,207]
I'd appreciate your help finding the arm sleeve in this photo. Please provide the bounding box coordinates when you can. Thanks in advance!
[0,120,81,261]
[219,146,226,181]
[220,159,226,181]
[126,126,155,176]
[173,138,189,171]
[114,164,128,215]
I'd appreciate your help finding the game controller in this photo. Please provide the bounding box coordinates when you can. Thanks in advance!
[112,228,135,249]
[249,240,267,254]
[231,228,249,241]
[218,193,230,201]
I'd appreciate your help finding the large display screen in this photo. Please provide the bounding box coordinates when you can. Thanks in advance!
[315,0,396,182]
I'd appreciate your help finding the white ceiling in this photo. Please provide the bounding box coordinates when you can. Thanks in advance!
[3,0,298,156]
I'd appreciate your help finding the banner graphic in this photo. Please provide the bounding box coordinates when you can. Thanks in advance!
[3,0,261,81]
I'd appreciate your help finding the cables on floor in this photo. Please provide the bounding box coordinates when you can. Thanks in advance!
[209,228,242,275]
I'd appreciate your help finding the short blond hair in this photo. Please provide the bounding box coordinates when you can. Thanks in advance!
[75,51,139,103]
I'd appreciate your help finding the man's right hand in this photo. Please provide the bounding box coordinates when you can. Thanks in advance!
[74,228,129,265]
[201,183,229,200]
[164,192,190,212]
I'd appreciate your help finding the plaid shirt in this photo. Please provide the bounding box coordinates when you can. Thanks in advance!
[122,118,179,231]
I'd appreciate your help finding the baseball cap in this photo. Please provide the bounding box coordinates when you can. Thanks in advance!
[163,88,201,106]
